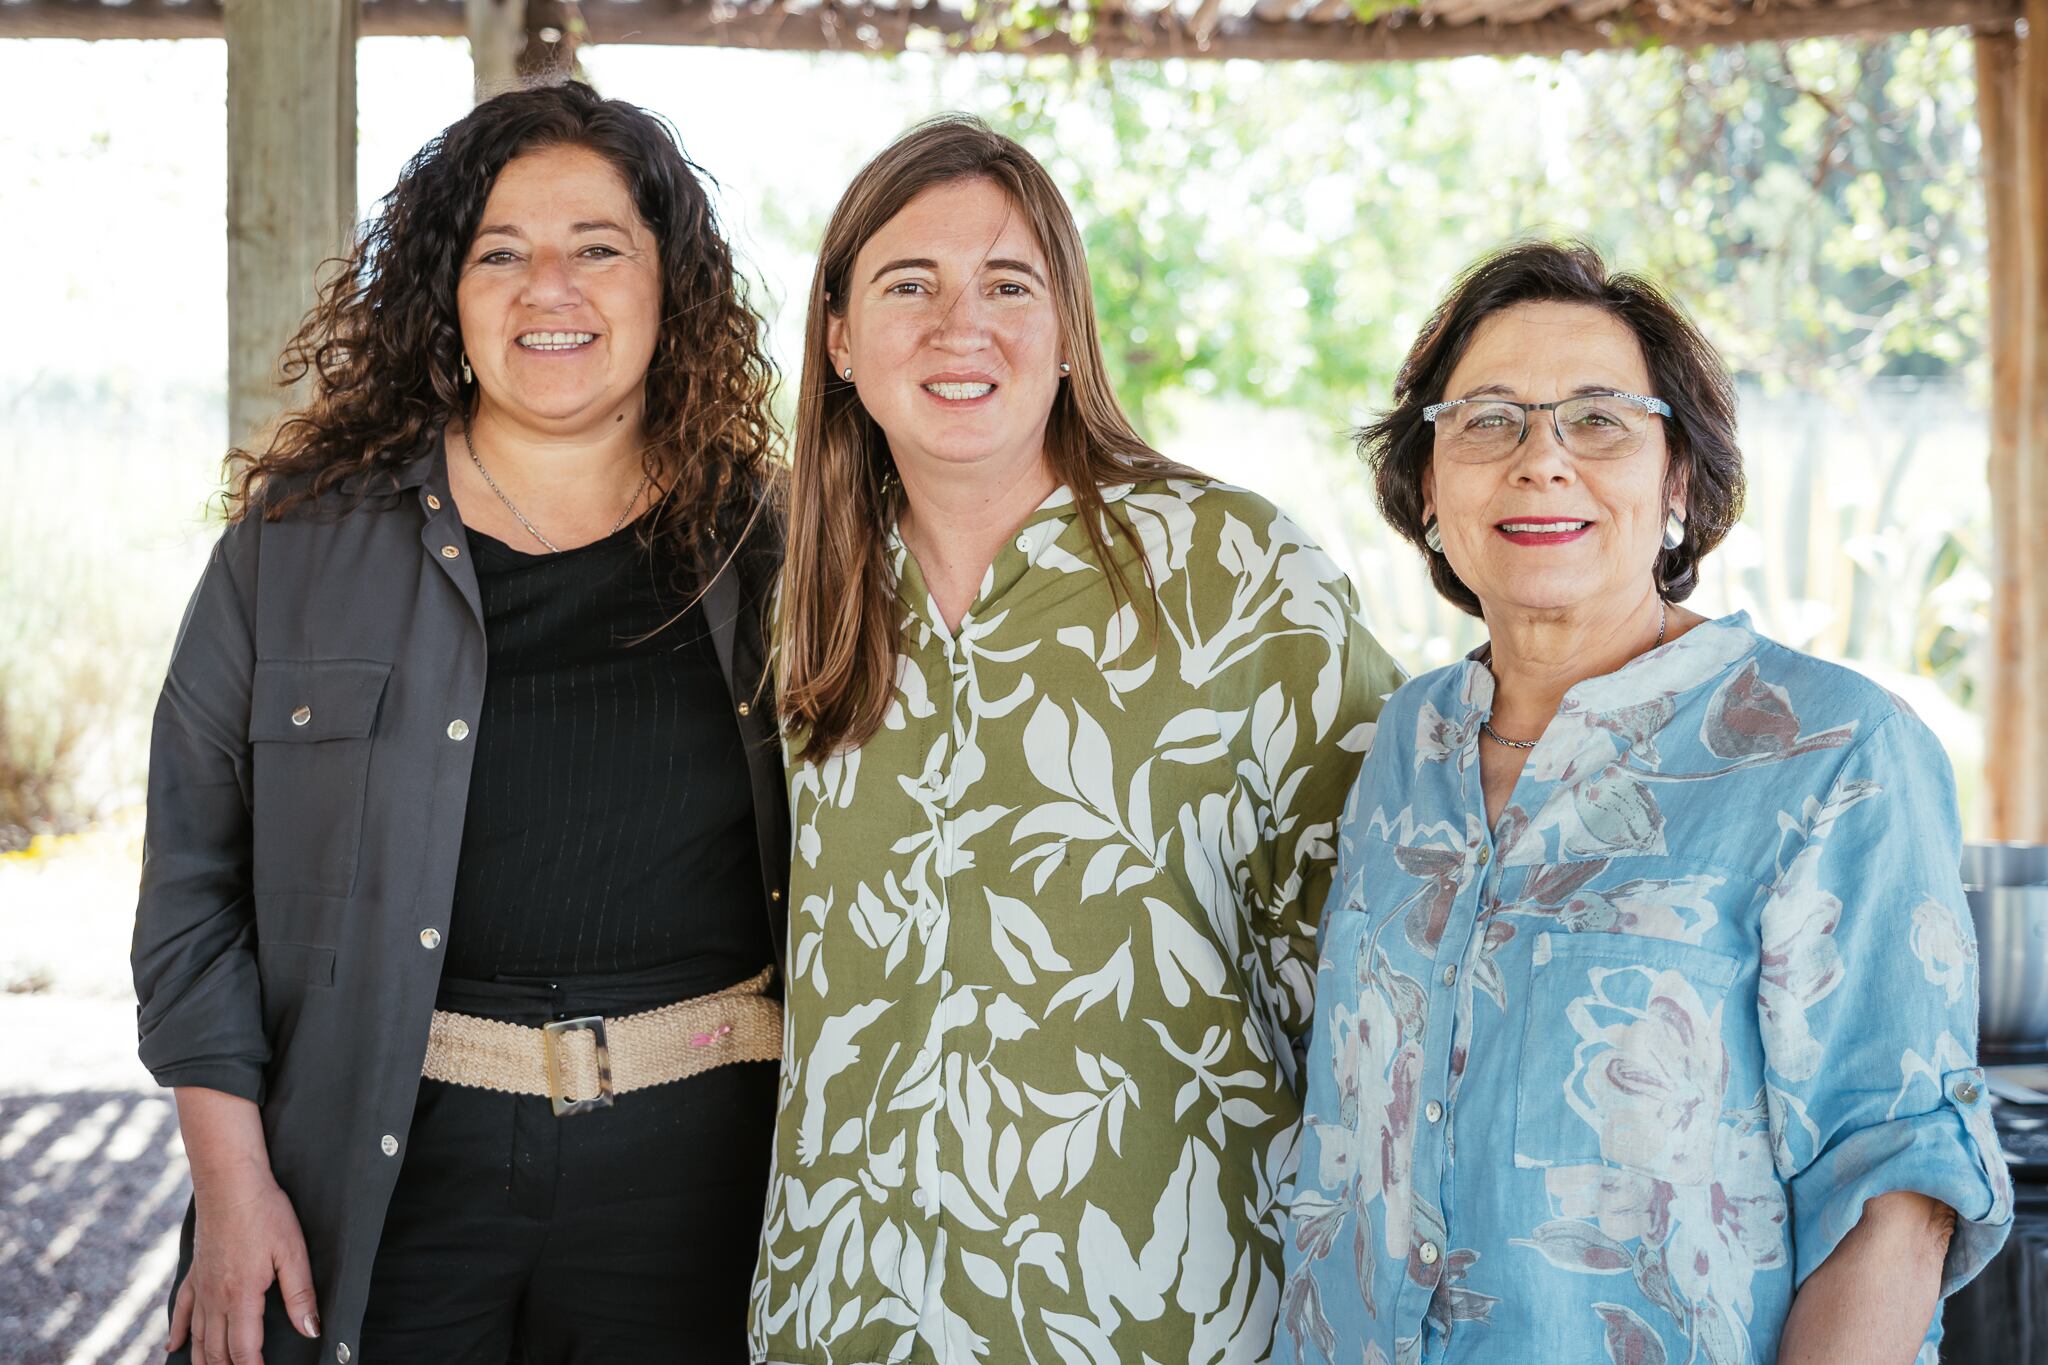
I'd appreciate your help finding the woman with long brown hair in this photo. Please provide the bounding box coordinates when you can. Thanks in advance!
[753,115,1404,1365]
[133,82,787,1363]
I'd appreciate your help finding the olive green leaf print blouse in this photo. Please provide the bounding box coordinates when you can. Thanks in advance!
[750,479,1404,1365]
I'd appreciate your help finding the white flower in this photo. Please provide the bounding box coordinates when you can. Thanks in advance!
[1565,967,1730,1184]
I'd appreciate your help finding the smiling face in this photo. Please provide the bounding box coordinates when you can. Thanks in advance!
[456,143,663,438]
[826,177,1064,484]
[1424,300,1683,619]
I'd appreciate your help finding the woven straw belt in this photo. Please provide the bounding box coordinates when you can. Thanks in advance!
[421,967,780,1110]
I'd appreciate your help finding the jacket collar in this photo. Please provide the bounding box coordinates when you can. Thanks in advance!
[394,428,447,492]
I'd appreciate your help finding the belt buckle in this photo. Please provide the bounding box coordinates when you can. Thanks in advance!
[542,1015,614,1117]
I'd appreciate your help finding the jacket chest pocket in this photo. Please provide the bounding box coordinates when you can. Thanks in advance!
[248,659,390,898]
[1513,930,1742,1185]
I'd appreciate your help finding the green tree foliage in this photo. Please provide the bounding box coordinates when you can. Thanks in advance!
[916,30,1983,431]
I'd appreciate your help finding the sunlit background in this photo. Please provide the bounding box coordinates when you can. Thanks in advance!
[0,29,1988,1359]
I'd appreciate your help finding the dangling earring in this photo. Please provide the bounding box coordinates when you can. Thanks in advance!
[1058,361,1071,376]
[460,353,473,386]
[1423,519,1444,553]
[841,366,854,382]
[1662,509,1685,550]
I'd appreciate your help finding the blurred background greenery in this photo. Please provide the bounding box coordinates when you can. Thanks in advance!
[0,28,1988,870]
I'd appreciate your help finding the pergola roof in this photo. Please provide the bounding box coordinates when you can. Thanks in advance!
[0,0,2020,61]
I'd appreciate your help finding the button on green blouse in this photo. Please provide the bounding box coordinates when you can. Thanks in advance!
[751,478,1403,1365]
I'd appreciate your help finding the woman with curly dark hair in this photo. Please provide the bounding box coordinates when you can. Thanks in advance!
[132,82,788,1364]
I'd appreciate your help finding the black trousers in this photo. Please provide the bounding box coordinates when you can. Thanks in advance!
[361,971,778,1364]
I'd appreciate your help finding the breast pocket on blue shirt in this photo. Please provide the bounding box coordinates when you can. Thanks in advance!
[1513,930,1742,1185]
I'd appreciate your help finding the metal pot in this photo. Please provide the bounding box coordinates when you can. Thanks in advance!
[1963,842,2048,1046]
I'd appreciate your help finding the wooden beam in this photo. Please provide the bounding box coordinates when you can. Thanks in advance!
[0,0,2021,56]
[467,0,525,99]
[0,0,227,39]
[225,0,357,449]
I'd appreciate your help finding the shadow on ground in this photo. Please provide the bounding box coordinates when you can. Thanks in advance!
[1,1090,187,1365]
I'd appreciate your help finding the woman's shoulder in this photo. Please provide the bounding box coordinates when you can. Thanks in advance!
[1124,474,1305,527]
[1739,630,1948,766]
[1119,477,1346,576]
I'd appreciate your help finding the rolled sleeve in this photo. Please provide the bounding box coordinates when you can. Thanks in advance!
[1788,1064,2012,1295]
[1760,709,2012,1298]
[132,521,269,1102]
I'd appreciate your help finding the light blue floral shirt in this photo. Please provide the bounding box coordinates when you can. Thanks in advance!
[1278,612,2012,1365]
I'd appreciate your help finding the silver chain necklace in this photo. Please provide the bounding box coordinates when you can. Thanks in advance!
[461,431,651,555]
[1482,599,1668,751]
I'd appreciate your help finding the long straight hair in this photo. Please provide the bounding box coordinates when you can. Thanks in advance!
[777,115,1196,761]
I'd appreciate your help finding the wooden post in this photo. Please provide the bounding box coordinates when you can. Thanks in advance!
[1979,9,2048,840]
[1979,29,2027,837]
[224,0,357,450]
[518,0,583,81]
[468,0,527,101]
[2023,0,2048,842]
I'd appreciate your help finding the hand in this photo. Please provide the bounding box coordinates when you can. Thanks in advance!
[166,1173,320,1364]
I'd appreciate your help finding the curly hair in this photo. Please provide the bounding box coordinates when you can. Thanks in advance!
[226,81,779,577]
[1362,239,1746,617]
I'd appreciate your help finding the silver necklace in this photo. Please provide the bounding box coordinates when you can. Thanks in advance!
[1482,599,1667,751]
[462,432,651,554]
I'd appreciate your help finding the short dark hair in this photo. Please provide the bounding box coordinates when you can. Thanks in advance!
[1362,239,1745,618]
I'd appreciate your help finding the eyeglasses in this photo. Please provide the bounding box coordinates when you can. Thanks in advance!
[1422,392,1672,464]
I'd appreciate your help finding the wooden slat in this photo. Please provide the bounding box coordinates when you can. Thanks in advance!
[578,0,2020,54]
[0,0,223,38]
[0,0,2020,53]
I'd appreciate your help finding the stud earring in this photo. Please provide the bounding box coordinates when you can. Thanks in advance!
[1423,519,1444,553]
[460,353,473,385]
[1662,509,1685,550]
[841,367,853,382]
[1059,361,1071,376]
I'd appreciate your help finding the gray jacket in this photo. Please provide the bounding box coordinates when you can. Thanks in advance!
[131,438,789,1363]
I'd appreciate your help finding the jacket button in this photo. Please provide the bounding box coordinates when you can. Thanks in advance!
[336,1345,351,1364]
[1954,1080,1981,1104]
[441,544,461,559]
[1442,964,1457,987]
[291,706,311,727]
[380,1134,399,1157]
[736,701,751,717]
[447,719,470,741]
[770,889,783,903]
[1419,1241,1440,1266]
[426,493,442,510]
[420,928,442,950]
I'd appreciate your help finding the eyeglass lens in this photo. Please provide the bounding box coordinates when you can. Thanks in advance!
[1436,396,1651,462]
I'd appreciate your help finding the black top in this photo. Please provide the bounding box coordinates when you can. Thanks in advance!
[443,520,770,990]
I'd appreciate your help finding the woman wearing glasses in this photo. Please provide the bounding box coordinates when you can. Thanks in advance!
[1277,241,2009,1365]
